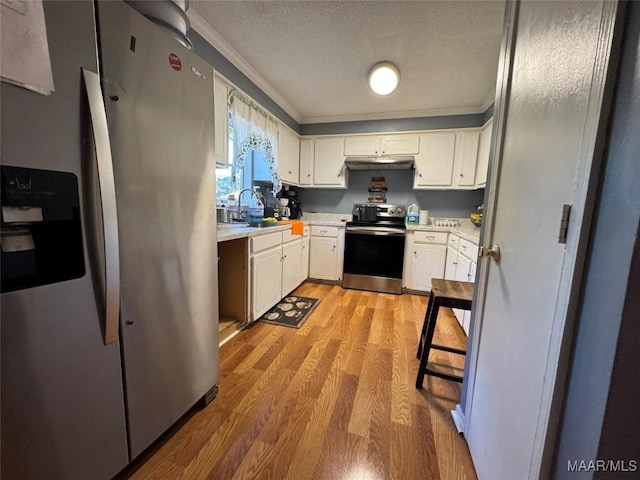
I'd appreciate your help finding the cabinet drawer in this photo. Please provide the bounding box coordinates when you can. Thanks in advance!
[414,231,448,244]
[251,231,282,254]
[311,225,338,238]
[282,229,303,244]
[459,238,479,260]
[448,234,460,250]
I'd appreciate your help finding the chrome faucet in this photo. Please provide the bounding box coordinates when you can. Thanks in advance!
[236,188,261,222]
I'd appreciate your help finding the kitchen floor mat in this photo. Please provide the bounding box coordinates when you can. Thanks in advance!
[259,296,320,328]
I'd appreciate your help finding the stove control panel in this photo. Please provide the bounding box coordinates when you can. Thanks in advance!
[375,204,406,218]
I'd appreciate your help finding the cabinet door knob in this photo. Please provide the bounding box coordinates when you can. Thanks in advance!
[307,174,311,177]
[460,173,464,177]
[332,245,336,250]
[419,173,423,177]
[414,251,417,257]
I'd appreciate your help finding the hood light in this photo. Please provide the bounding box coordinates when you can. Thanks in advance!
[368,62,400,96]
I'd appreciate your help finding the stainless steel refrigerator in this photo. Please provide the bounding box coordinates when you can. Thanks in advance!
[1,1,219,478]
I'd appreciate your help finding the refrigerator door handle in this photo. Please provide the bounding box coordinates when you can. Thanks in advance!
[82,68,121,345]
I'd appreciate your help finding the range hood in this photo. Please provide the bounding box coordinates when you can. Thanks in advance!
[344,155,415,170]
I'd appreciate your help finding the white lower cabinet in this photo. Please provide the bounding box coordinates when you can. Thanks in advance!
[301,231,310,280]
[445,234,479,335]
[252,246,284,320]
[250,229,305,321]
[309,236,338,280]
[403,231,447,292]
[308,225,344,281]
[282,239,303,296]
[445,245,458,280]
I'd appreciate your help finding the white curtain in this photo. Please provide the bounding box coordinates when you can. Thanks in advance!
[230,91,281,194]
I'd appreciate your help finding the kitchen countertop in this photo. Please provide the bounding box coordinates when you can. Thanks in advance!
[406,219,481,243]
[300,212,351,227]
[217,216,350,242]
[217,223,292,242]
[217,216,481,243]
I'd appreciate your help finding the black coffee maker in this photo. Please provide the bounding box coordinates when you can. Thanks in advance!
[283,190,302,219]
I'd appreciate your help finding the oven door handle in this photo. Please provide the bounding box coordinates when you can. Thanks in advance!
[346,226,406,237]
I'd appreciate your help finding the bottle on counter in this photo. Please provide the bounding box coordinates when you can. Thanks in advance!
[407,203,419,224]
[248,187,264,226]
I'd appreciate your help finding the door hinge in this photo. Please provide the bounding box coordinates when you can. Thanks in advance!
[558,204,572,244]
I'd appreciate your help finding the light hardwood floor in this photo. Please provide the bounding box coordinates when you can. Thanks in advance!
[125,282,477,480]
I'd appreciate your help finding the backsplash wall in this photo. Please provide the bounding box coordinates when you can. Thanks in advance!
[296,170,485,217]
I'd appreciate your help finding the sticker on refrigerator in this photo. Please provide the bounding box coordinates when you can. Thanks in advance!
[168,53,181,71]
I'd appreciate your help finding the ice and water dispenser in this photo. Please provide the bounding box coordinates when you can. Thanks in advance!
[1,166,85,293]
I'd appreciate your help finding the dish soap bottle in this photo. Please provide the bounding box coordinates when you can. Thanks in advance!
[248,187,264,226]
[407,203,419,224]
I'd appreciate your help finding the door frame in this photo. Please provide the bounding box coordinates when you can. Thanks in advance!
[461,1,624,478]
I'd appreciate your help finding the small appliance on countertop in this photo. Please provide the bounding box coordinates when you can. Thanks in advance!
[279,189,303,219]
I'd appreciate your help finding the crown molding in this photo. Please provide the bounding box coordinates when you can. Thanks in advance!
[300,106,485,125]
[187,9,302,123]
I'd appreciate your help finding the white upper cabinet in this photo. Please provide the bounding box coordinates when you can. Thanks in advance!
[278,126,300,185]
[475,118,493,187]
[379,134,420,155]
[453,130,480,188]
[343,135,379,156]
[213,74,229,167]
[314,137,347,187]
[299,139,314,186]
[344,133,420,156]
[414,132,456,187]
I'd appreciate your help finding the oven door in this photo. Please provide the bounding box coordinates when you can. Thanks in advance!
[343,226,405,294]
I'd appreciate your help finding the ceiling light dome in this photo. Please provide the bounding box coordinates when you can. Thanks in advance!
[368,62,400,96]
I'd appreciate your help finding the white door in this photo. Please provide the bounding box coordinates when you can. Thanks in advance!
[465,2,619,479]
[252,247,283,319]
[282,240,302,295]
[309,236,337,280]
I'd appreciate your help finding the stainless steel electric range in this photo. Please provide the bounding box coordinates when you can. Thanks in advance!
[343,203,407,295]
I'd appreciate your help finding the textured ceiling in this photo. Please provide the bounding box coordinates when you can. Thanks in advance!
[189,1,505,124]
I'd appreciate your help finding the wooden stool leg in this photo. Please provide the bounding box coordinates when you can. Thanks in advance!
[416,301,441,389]
[416,292,436,359]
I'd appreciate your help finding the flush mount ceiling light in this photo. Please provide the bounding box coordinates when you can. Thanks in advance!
[368,61,400,96]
